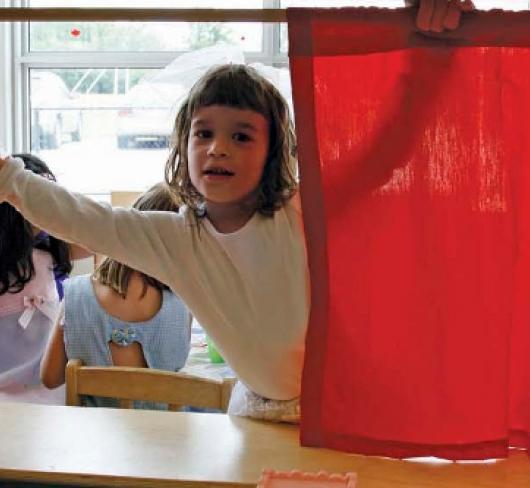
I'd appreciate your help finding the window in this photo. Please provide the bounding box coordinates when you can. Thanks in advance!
[1,0,527,198]
[7,0,278,198]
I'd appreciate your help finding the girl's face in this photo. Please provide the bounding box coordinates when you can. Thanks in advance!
[187,104,269,208]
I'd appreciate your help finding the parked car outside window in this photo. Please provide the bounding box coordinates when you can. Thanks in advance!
[31,71,83,150]
[116,81,179,150]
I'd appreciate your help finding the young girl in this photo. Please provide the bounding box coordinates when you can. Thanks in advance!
[0,64,308,421]
[40,183,192,409]
[0,153,87,404]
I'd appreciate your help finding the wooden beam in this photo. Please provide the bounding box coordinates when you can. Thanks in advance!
[0,7,287,23]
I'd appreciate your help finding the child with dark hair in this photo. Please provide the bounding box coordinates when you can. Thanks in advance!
[0,153,88,403]
[0,153,73,297]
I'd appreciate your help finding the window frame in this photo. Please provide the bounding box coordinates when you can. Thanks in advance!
[4,0,288,154]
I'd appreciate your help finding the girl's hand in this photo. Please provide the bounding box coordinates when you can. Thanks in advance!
[0,156,7,171]
[407,0,475,32]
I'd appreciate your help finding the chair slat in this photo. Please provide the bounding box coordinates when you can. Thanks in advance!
[66,360,234,412]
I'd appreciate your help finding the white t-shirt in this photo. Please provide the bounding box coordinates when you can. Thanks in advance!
[0,157,310,400]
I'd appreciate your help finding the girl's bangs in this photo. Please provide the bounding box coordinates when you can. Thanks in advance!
[192,75,270,117]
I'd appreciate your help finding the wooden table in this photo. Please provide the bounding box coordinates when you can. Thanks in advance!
[1,403,529,488]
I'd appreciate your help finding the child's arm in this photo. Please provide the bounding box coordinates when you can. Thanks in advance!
[0,156,186,290]
[40,303,67,389]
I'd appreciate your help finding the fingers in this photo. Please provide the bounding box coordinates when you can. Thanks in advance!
[443,2,462,30]
[430,0,450,32]
[416,0,435,32]
[415,0,474,32]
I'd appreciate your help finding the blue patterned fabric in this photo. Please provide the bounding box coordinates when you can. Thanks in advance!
[63,275,191,409]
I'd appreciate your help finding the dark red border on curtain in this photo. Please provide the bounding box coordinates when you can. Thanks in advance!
[289,7,530,459]
[288,7,530,55]
[288,14,327,448]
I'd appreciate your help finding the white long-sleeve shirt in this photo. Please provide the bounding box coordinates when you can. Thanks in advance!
[0,157,310,400]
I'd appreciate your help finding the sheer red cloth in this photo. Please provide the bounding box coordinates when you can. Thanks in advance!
[288,7,530,459]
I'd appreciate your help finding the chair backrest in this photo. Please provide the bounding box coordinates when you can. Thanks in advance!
[110,191,142,208]
[66,359,235,412]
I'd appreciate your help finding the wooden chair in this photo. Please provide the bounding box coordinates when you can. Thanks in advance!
[66,359,236,412]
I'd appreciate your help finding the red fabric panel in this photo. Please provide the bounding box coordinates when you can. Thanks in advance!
[288,7,530,459]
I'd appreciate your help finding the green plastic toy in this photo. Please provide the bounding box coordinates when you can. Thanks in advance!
[205,336,225,363]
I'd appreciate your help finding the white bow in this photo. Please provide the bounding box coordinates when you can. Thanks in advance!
[18,295,58,330]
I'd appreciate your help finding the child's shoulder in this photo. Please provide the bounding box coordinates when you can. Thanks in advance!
[32,247,55,266]
[63,274,95,300]
[287,190,302,213]
[65,273,91,287]
[0,248,58,314]
[276,190,302,221]
[260,191,304,235]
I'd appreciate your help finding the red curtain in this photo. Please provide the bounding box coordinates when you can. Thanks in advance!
[288,7,530,459]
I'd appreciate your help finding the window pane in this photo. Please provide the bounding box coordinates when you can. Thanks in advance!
[28,57,291,196]
[30,68,171,195]
[29,0,263,52]
[29,22,261,52]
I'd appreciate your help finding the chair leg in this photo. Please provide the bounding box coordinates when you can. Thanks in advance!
[65,359,83,407]
[221,378,236,413]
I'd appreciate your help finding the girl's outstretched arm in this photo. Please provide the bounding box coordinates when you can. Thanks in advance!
[0,156,186,290]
